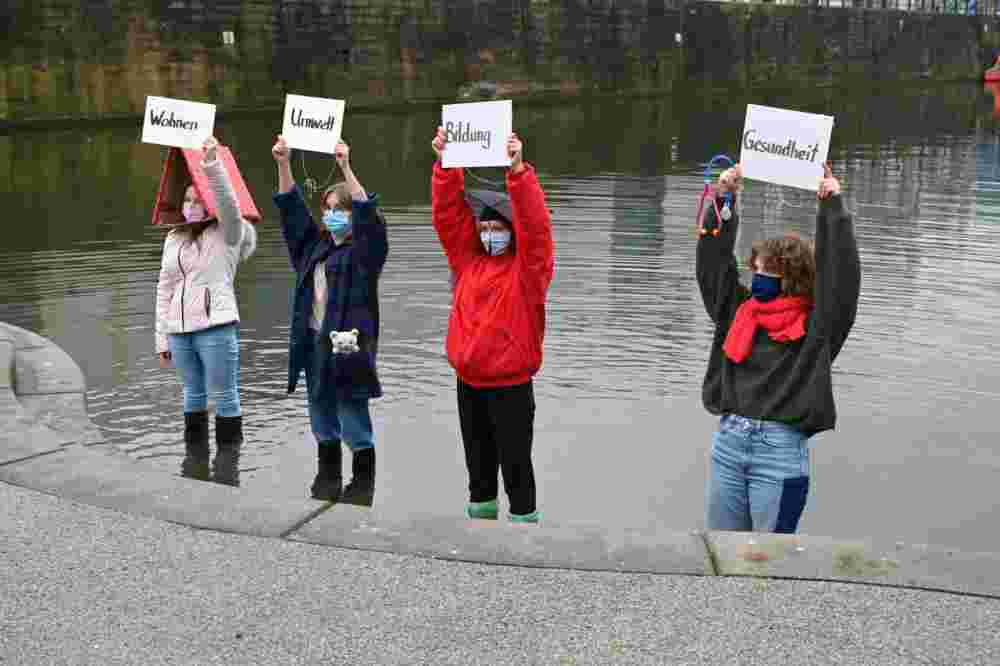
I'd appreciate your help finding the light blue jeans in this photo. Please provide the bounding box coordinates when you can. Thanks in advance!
[168,323,241,417]
[705,414,811,533]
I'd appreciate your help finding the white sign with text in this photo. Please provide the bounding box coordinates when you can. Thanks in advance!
[740,104,835,191]
[141,96,216,149]
[281,94,346,154]
[441,100,512,168]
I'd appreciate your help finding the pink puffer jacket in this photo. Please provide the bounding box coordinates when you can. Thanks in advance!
[155,158,258,353]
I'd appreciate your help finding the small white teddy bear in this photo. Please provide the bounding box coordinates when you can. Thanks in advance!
[329,329,360,355]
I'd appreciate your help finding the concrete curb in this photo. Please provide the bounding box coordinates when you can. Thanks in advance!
[1,321,998,599]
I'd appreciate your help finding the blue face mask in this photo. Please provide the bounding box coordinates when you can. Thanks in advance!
[322,209,351,242]
[751,273,782,302]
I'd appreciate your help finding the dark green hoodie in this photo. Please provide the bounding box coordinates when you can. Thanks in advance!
[696,193,861,436]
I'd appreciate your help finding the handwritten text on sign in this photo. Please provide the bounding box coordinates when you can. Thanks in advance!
[142,96,216,149]
[282,94,345,155]
[740,104,834,191]
[441,100,512,168]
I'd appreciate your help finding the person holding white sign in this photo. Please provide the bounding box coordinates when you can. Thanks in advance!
[430,127,555,525]
[155,137,259,485]
[271,134,388,506]
[696,162,860,534]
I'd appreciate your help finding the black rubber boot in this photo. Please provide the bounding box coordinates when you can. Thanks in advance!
[311,441,343,502]
[181,411,210,481]
[212,415,243,487]
[341,447,375,507]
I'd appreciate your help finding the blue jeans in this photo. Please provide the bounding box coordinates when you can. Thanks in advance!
[303,330,375,451]
[168,323,241,417]
[705,415,811,533]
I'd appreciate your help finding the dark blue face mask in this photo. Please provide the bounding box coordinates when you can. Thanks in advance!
[751,273,782,302]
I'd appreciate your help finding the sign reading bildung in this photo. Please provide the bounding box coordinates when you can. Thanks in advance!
[281,94,346,155]
[142,96,216,150]
[740,104,835,191]
[441,100,512,168]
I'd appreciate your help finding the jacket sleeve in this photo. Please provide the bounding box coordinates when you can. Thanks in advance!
[273,184,319,272]
[696,197,747,326]
[203,158,243,247]
[507,164,555,303]
[431,161,479,274]
[351,193,388,275]
[155,235,180,353]
[813,194,861,360]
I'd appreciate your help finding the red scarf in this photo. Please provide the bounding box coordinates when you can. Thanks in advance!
[723,296,812,363]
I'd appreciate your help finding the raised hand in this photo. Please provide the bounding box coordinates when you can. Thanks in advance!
[272,134,291,164]
[432,126,447,160]
[818,162,841,199]
[717,163,743,194]
[507,132,524,173]
[203,136,219,163]
[335,141,350,170]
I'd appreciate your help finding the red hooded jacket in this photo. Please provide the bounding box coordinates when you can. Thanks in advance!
[431,162,555,388]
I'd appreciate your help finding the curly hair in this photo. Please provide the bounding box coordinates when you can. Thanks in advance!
[746,233,816,299]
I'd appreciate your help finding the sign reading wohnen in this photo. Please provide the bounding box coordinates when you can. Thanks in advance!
[282,94,345,155]
[441,100,512,169]
[142,96,216,150]
[740,104,835,191]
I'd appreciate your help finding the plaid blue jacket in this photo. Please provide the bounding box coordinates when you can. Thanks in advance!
[273,185,388,401]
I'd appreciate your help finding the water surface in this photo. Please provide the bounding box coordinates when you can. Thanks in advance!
[2,86,999,551]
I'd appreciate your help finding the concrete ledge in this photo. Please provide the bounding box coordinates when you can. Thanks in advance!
[0,322,99,447]
[290,505,710,575]
[0,446,324,539]
[4,319,1000,599]
[707,531,1000,598]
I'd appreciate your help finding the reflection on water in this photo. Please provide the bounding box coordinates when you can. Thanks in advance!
[2,87,1000,551]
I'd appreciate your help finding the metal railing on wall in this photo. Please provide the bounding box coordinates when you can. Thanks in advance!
[715,0,984,14]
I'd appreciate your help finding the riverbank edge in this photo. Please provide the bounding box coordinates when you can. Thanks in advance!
[2,320,998,600]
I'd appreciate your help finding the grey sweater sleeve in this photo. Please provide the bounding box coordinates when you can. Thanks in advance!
[813,194,861,360]
[203,158,244,246]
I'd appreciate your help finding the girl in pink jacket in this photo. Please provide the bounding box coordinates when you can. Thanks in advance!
[155,137,257,485]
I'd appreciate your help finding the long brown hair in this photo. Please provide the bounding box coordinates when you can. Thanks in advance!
[746,233,816,299]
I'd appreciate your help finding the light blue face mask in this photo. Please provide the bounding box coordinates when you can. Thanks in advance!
[322,209,351,242]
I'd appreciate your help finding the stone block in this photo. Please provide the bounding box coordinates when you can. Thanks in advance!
[0,446,324,539]
[706,531,1000,598]
[17,393,102,445]
[0,420,68,465]
[14,345,85,396]
[0,340,12,389]
[292,508,708,575]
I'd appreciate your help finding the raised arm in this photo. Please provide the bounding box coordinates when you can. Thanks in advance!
[351,195,389,275]
[430,127,479,274]
[335,141,368,201]
[506,134,554,302]
[696,166,747,325]
[201,137,243,247]
[271,134,319,271]
[812,165,861,360]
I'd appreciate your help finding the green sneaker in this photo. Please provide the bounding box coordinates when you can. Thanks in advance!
[509,511,540,525]
[466,499,498,520]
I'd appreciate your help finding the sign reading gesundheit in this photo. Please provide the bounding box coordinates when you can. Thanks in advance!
[142,96,216,149]
[740,104,834,191]
[441,100,512,168]
[281,94,345,154]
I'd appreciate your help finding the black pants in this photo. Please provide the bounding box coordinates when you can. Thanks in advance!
[457,379,537,516]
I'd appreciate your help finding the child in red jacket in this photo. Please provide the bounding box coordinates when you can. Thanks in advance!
[430,128,555,523]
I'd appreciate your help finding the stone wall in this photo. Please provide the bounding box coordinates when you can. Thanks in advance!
[0,0,997,123]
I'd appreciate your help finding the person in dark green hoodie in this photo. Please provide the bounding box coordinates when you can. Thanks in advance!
[696,162,860,534]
